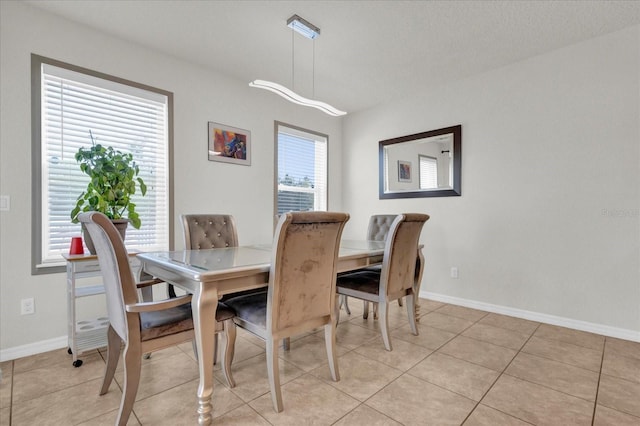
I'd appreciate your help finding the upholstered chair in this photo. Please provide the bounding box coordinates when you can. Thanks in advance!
[367,214,397,242]
[179,214,267,363]
[340,214,400,318]
[336,213,429,351]
[168,214,239,298]
[181,214,239,250]
[224,211,350,412]
[78,212,236,426]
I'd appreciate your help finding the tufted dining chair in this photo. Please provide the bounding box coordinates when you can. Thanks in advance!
[224,211,350,412]
[78,212,236,426]
[336,213,429,351]
[367,214,397,242]
[178,214,265,364]
[340,214,400,319]
[181,214,239,251]
[169,214,239,300]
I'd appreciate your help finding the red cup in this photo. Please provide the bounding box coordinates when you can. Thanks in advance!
[69,236,84,255]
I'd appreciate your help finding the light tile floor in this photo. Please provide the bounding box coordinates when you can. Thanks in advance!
[1,299,639,425]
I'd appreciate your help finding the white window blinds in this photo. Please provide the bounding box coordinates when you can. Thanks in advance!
[40,63,169,266]
[419,155,438,189]
[276,125,327,214]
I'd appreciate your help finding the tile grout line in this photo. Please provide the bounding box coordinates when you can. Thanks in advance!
[322,304,454,424]
[459,321,543,425]
[9,360,14,426]
[590,337,607,426]
[445,310,498,425]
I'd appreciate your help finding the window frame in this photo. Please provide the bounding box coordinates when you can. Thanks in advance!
[31,54,174,274]
[273,121,329,222]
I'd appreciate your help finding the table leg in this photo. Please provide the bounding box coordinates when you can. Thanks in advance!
[414,248,425,321]
[192,285,218,425]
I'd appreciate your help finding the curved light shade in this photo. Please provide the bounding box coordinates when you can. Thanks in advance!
[249,79,346,117]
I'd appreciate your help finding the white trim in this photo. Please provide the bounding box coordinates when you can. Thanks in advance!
[0,335,67,362]
[2,294,638,361]
[422,291,640,343]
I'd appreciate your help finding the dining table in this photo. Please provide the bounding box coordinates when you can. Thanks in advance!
[138,239,424,425]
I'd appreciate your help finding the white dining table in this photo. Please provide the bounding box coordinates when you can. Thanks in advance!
[138,240,423,425]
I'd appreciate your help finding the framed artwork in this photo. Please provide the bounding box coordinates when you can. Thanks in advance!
[208,122,251,165]
[398,160,412,182]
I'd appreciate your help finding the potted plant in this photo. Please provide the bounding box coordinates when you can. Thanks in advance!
[70,131,147,253]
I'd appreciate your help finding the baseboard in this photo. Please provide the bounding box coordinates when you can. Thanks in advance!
[2,293,638,361]
[422,291,640,343]
[0,335,67,362]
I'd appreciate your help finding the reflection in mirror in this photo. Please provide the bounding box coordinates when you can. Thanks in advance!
[379,125,461,199]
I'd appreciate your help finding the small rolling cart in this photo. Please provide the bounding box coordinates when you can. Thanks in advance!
[63,252,142,367]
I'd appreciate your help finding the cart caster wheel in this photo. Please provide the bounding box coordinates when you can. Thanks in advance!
[72,360,83,368]
[67,348,73,355]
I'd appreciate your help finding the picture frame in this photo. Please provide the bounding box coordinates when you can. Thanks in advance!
[398,160,412,182]
[208,122,251,165]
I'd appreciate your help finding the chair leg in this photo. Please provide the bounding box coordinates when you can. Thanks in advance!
[266,337,283,412]
[324,323,340,381]
[220,320,236,388]
[167,283,177,299]
[406,293,418,336]
[213,333,218,365]
[100,325,121,395]
[373,302,379,320]
[363,301,369,319]
[117,342,142,426]
[398,297,403,307]
[339,295,351,315]
[379,301,392,351]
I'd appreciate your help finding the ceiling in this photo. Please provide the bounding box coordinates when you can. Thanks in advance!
[26,0,640,115]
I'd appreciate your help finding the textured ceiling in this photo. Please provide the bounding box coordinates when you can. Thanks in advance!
[26,0,640,114]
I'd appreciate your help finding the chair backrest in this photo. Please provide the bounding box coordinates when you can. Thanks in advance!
[267,211,350,336]
[380,213,430,296]
[78,212,138,342]
[367,214,397,241]
[181,214,238,249]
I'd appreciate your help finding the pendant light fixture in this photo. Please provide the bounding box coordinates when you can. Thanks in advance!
[249,14,346,117]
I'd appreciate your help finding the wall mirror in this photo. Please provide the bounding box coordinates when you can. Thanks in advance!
[379,125,461,199]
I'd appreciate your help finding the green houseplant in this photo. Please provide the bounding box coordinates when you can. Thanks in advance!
[70,132,147,253]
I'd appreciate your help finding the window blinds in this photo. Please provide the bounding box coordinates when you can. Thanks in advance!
[40,64,169,265]
[276,127,327,214]
[419,155,438,189]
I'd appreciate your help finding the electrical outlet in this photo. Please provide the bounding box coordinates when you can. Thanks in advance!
[21,298,35,315]
[450,267,459,279]
[0,195,9,211]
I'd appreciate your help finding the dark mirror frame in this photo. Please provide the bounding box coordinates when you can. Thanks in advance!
[379,124,461,199]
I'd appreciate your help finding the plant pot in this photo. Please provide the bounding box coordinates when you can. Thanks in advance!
[82,219,129,255]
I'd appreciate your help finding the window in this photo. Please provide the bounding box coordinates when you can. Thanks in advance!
[275,122,327,215]
[32,55,172,273]
[419,155,438,189]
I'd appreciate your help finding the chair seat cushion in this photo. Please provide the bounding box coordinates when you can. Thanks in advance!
[336,271,381,296]
[362,265,382,273]
[223,291,268,329]
[215,302,237,322]
[220,288,267,303]
[139,302,235,341]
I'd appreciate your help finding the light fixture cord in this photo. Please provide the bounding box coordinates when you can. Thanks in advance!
[291,28,295,91]
[313,39,315,98]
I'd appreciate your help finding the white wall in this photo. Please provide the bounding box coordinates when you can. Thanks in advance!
[0,1,344,357]
[342,25,640,338]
